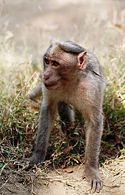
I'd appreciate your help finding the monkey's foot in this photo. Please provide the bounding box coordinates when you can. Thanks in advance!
[84,166,103,193]
[29,152,45,165]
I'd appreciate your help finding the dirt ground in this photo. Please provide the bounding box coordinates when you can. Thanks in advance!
[1,157,125,195]
[0,0,125,194]
[34,157,125,195]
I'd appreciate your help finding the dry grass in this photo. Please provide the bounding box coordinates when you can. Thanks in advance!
[0,31,125,170]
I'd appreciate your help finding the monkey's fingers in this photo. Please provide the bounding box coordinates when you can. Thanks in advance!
[21,156,42,171]
[91,179,103,193]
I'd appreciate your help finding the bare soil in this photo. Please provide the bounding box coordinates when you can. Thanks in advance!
[34,157,125,195]
[1,157,125,195]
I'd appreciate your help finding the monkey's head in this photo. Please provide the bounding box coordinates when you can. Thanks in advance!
[43,40,87,90]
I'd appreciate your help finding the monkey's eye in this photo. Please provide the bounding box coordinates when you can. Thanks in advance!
[44,57,49,64]
[51,60,59,68]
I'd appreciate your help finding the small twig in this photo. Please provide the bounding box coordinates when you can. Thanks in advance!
[39,176,80,184]
[30,175,36,195]
[52,161,61,175]
[39,176,63,181]
[112,172,124,182]
[104,184,120,188]
[0,176,10,190]
[0,137,7,144]
[0,163,8,176]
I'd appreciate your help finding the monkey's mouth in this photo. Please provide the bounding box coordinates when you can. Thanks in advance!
[45,83,56,87]
[44,81,60,89]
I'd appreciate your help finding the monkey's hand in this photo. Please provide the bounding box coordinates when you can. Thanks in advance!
[29,151,46,166]
[22,152,45,171]
[84,165,103,193]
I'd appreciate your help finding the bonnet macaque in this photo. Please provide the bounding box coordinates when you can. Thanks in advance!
[29,40,105,193]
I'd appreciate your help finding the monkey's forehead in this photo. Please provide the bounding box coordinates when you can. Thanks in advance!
[45,44,64,58]
[44,44,77,64]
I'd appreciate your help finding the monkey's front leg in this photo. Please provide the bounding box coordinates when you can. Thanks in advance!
[84,114,103,193]
[30,101,56,165]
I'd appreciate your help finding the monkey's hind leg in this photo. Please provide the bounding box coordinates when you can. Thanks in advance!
[58,102,75,135]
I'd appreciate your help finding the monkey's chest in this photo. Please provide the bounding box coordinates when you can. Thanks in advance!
[61,86,88,110]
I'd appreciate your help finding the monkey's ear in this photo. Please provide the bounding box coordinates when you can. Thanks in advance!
[77,51,87,70]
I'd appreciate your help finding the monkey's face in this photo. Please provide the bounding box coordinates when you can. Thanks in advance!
[43,45,78,90]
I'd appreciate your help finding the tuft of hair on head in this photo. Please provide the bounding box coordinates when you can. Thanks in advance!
[53,40,86,54]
